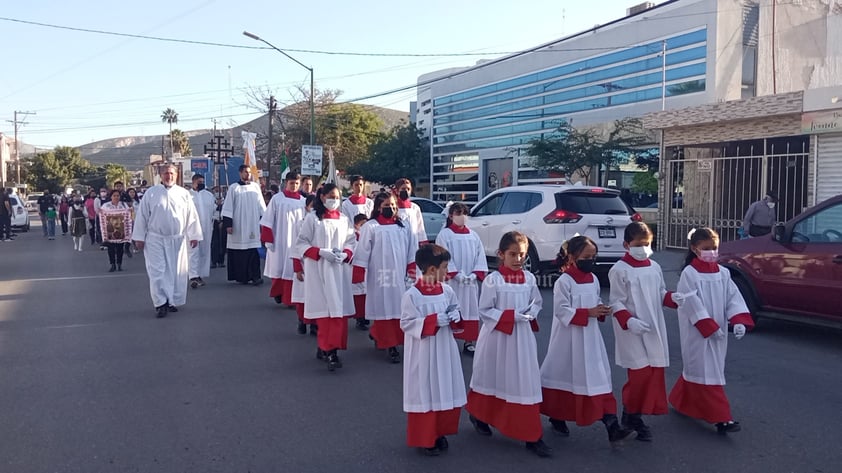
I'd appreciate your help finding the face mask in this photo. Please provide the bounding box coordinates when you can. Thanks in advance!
[324,198,340,210]
[452,214,468,227]
[575,259,596,273]
[196,183,205,191]
[381,207,395,218]
[767,202,775,209]
[399,190,409,201]
[100,192,107,198]
[628,245,653,261]
[699,249,719,263]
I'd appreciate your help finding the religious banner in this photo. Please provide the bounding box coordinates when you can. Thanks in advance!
[99,208,133,243]
[242,131,259,181]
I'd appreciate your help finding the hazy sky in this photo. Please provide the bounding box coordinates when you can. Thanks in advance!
[0,0,652,147]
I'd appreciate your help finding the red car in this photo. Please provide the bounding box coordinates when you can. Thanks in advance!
[719,194,842,327]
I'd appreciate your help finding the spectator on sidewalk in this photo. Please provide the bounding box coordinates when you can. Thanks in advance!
[741,191,778,237]
[0,188,12,241]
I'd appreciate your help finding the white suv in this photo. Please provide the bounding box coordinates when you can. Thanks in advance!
[466,185,641,274]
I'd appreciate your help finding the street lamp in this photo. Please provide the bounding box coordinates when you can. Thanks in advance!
[243,31,315,148]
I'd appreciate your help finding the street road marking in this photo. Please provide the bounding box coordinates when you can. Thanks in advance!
[44,323,105,330]
[2,273,145,283]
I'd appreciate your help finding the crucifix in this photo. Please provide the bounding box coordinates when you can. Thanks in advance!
[204,135,235,191]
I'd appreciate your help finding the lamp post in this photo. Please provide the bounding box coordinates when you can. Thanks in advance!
[243,31,315,168]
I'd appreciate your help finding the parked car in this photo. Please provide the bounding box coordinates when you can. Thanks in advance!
[25,194,40,213]
[8,194,31,231]
[410,197,446,241]
[718,193,842,327]
[466,185,642,274]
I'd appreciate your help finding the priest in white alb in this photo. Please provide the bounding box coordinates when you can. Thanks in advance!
[260,171,305,305]
[133,164,202,318]
[222,164,267,285]
[189,173,216,288]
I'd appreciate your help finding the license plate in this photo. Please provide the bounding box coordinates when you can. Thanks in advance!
[597,227,616,238]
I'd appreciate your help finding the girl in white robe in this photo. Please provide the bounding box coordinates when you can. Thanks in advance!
[608,222,677,441]
[436,202,487,354]
[401,244,466,456]
[394,177,427,245]
[466,231,551,457]
[290,195,316,335]
[295,184,356,371]
[352,192,418,363]
[669,227,754,434]
[540,235,635,443]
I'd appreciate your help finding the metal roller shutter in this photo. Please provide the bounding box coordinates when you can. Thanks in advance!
[817,133,842,203]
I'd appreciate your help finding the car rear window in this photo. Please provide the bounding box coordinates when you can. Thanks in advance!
[9,197,19,206]
[555,191,630,215]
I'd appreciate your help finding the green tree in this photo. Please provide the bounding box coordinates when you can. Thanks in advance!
[631,171,658,194]
[160,108,178,157]
[54,145,92,178]
[104,163,129,186]
[348,121,428,187]
[26,151,72,193]
[170,129,192,157]
[316,103,384,172]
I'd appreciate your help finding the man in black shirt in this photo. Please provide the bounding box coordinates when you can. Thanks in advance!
[36,191,55,237]
[0,189,12,241]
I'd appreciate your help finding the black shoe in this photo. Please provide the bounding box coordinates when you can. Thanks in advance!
[463,341,476,356]
[117,265,123,271]
[197,278,206,287]
[251,278,264,286]
[109,264,116,273]
[606,417,636,442]
[167,305,178,313]
[355,319,369,331]
[716,421,741,434]
[190,278,200,289]
[525,439,553,457]
[316,348,327,361]
[274,296,283,304]
[469,415,492,436]
[622,412,652,441]
[421,446,440,456]
[155,305,168,318]
[309,324,318,336]
[327,351,342,371]
[549,418,569,437]
[297,322,307,335]
[435,436,449,451]
[388,347,401,363]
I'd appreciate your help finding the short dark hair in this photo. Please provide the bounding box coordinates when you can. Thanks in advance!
[623,222,653,243]
[238,164,249,172]
[765,190,778,202]
[354,213,368,225]
[113,181,123,187]
[285,172,301,181]
[191,174,204,182]
[415,244,451,274]
[350,175,364,184]
[269,184,279,193]
[301,176,313,182]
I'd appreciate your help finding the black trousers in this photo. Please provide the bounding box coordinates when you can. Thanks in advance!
[107,242,124,265]
[0,214,11,239]
[88,218,97,244]
[60,213,68,234]
[211,220,227,264]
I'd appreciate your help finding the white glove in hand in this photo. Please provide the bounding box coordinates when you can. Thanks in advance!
[265,242,275,252]
[516,312,534,322]
[447,310,461,322]
[627,318,651,335]
[467,273,478,283]
[436,312,451,327]
[405,276,414,290]
[453,272,467,283]
[671,290,698,305]
[713,328,726,339]
[331,252,347,264]
[733,324,746,340]
[318,248,335,260]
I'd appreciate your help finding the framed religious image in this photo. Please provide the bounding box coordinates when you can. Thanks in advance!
[100,208,133,243]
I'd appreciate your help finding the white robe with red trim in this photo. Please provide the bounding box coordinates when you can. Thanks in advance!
[290,218,306,305]
[401,285,466,412]
[675,264,750,385]
[608,259,671,369]
[354,219,417,320]
[436,226,487,324]
[294,212,356,319]
[341,195,373,223]
[470,271,543,405]
[260,192,305,280]
[398,202,427,244]
[540,273,612,396]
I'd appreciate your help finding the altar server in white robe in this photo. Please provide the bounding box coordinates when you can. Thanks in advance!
[540,235,635,443]
[436,202,487,355]
[341,174,373,223]
[609,222,678,441]
[260,172,305,304]
[222,165,267,285]
[133,164,202,318]
[295,184,356,371]
[394,177,428,245]
[401,244,466,456]
[466,231,552,458]
[189,174,216,288]
[669,227,754,434]
[352,192,418,364]
[290,194,317,335]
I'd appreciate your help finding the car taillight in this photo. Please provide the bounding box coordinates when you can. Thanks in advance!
[631,212,642,222]
[543,209,582,224]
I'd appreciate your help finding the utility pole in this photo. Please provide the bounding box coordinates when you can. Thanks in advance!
[267,95,277,182]
[661,40,667,111]
[6,111,35,186]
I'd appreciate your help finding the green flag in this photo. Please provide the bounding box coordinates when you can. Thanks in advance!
[279,149,290,179]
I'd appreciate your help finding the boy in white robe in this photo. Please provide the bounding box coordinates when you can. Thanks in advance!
[290,195,317,334]
[351,214,370,331]
[189,174,216,288]
[394,177,427,245]
[260,172,305,304]
[341,175,373,224]
[222,165,266,285]
[401,244,466,456]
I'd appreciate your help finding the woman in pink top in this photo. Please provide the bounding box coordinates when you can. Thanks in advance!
[84,190,97,245]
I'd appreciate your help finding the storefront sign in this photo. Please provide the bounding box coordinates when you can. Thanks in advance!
[802,110,842,134]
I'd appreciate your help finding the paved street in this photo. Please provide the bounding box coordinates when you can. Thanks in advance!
[1,224,841,473]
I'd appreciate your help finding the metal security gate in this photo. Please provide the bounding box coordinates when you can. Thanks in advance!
[664,137,809,248]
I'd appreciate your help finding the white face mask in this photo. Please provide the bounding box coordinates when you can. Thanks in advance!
[767,202,776,209]
[452,214,468,227]
[628,245,653,261]
[324,198,340,210]
[699,249,719,263]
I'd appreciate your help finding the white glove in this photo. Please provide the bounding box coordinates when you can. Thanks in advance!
[405,276,414,290]
[733,324,746,340]
[671,290,698,305]
[318,248,335,260]
[265,242,275,252]
[331,251,347,264]
[713,328,726,339]
[627,318,651,335]
[466,273,478,283]
[448,310,461,322]
[436,312,451,327]
[516,312,534,322]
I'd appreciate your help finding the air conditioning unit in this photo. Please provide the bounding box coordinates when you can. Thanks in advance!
[627,1,655,16]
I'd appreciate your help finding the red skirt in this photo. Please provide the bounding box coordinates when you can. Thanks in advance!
[316,317,350,351]
[353,294,366,319]
[269,278,294,306]
[453,320,479,342]
[669,376,732,423]
[540,388,616,426]
[370,319,403,349]
[406,408,461,448]
[622,366,668,415]
[466,390,542,442]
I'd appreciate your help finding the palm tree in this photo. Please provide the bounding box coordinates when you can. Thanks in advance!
[160,108,178,158]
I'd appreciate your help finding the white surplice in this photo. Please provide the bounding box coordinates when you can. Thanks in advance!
[340,195,373,223]
[189,188,216,279]
[540,273,613,396]
[398,202,427,243]
[436,226,487,324]
[133,184,202,307]
[401,285,467,412]
[294,212,356,318]
[260,191,305,280]
[354,219,417,320]
[470,271,543,405]
[221,181,266,250]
